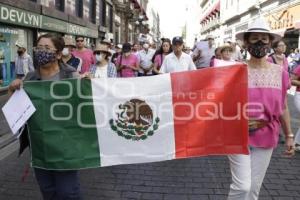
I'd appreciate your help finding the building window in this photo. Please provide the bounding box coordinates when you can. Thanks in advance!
[76,0,83,18]
[108,4,113,32]
[100,0,106,27]
[55,0,65,11]
[89,0,96,23]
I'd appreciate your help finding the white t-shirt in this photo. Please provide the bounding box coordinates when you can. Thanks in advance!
[94,65,108,78]
[159,52,196,73]
[138,49,156,74]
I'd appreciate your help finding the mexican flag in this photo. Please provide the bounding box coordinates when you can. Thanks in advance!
[24,64,248,170]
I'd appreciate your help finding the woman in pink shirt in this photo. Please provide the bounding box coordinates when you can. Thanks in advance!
[116,43,139,77]
[267,40,289,72]
[228,18,294,200]
[152,38,172,74]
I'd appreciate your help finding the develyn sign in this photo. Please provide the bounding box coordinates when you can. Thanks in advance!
[0,3,41,28]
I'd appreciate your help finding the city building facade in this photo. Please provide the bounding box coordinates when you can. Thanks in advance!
[0,0,159,88]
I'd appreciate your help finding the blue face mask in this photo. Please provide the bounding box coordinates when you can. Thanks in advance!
[34,50,57,67]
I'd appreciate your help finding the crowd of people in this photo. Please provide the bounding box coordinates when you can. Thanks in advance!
[6,17,300,200]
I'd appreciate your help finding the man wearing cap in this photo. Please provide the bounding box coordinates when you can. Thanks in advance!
[192,35,215,69]
[159,36,196,73]
[137,40,156,76]
[15,43,34,79]
[62,37,82,72]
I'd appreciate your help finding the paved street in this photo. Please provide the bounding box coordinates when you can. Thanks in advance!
[0,95,300,200]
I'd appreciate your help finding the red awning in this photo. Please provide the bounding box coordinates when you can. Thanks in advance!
[200,0,220,23]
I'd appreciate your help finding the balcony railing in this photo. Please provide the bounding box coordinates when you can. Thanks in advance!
[201,18,220,33]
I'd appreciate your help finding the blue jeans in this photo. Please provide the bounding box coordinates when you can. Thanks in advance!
[34,168,82,200]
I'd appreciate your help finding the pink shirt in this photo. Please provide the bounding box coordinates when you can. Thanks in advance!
[154,54,163,70]
[247,64,290,148]
[293,65,300,91]
[116,54,139,77]
[267,55,288,72]
[72,49,95,73]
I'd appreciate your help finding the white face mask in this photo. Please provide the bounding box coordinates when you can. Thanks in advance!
[96,54,104,62]
[62,48,69,56]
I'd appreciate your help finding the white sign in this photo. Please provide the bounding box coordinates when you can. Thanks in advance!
[2,89,36,135]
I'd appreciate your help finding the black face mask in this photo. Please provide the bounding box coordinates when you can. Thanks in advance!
[247,40,270,59]
[17,50,23,56]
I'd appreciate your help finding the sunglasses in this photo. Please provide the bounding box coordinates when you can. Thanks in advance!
[76,39,84,42]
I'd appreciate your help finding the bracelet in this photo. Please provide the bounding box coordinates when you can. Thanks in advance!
[286,134,294,138]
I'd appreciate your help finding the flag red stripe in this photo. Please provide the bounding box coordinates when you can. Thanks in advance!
[170,65,249,158]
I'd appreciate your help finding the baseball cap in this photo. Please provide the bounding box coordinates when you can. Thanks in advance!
[172,36,183,45]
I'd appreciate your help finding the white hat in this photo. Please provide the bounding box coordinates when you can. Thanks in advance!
[15,42,26,49]
[235,18,281,42]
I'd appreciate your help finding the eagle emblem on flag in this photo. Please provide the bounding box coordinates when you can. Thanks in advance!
[109,99,160,141]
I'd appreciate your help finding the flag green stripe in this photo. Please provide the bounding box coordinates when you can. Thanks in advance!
[24,79,100,170]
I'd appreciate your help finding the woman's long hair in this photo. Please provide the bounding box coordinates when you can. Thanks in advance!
[151,38,172,63]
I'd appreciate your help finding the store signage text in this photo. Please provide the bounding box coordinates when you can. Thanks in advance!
[0,4,41,28]
[0,3,98,38]
[267,10,294,30]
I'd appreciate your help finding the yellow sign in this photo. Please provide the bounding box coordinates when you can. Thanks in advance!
[265,4,300,30]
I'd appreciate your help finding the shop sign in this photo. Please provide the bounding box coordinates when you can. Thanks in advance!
[42,16,67,33]
[265,4,300,30]
[0,3,41,28]
[0,3,98,38]
[67,24,98,38]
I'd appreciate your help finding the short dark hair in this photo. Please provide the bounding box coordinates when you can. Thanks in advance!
[75,35,85,40]
[37,33,65,52]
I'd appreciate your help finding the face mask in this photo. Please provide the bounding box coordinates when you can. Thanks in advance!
[247,40,269,59]
[17,50,23,56]
[34,50,57,67]
[62,48,69,56]
[96,54,104,62]
[143,43,149,49]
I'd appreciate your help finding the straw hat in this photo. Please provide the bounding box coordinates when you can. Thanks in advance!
[63,37,76,47]
[101,39,111,45]
[94,44,112,56]
[235,18,281,42]
[220,43,233,52]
